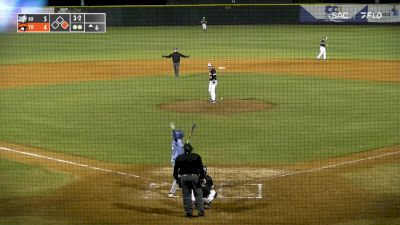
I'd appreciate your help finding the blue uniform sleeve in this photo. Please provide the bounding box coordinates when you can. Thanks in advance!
[171,139,184,161]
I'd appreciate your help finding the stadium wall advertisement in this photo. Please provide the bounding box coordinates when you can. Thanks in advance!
[300,4,400,24]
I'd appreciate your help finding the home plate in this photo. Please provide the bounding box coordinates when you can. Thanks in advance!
[218,66,226,70]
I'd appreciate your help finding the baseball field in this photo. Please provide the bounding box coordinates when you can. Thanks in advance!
[1,20,400,225]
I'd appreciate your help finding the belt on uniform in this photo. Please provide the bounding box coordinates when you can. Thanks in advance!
[182,174,197,176]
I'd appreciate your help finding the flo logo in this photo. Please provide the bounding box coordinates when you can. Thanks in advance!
[360,11,383,19]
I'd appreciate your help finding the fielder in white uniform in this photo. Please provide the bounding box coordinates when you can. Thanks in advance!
[201,17,207,32]
[317,36,328,61]
[168,122,184,197]
[208,63,218,103]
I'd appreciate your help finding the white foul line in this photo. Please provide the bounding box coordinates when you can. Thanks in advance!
[265,150,400,181]
[2,145,399,199]
[0,146,147,180]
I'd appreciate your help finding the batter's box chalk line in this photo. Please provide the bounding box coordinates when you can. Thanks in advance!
[217,183,263,199]
[144,182,263,199]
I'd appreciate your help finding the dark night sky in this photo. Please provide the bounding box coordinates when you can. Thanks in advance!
[47,0,168,6]
[46,0,399,6]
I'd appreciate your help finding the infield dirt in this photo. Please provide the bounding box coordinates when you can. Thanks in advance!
[1,59,399,88]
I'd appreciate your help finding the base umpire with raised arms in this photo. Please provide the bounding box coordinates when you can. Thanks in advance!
[173,143,206,217]
[162,48,190,79]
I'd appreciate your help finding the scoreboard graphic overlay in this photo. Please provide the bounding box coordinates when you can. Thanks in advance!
[17,13,106,33]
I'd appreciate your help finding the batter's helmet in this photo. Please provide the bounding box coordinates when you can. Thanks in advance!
[173,130,184,140]
[183,143,193,153]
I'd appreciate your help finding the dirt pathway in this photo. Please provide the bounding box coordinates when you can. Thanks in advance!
[1,59,399,89]
[1,142,399,225]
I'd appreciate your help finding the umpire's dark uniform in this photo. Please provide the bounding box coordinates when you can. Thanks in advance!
[162,48,189,79]
[173,143,205,217]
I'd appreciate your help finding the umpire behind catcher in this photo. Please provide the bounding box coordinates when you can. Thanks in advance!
[173,143,206,217]
[162,48,190,79]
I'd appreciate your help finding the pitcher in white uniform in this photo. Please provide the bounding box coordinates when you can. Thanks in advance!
[208,63,218,103]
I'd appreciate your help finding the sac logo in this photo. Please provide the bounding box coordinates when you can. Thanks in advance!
[325,5,351,22]
[328,12,350,22]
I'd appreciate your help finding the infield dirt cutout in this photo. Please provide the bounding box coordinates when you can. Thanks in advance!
[1,142,400,225]
[1,59,400,88]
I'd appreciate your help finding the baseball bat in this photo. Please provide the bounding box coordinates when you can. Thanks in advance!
[186,123,197,144]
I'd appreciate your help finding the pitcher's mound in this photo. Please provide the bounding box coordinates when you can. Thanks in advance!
[159,99,272,116]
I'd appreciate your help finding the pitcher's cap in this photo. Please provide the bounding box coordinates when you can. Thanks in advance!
[207,63,212,67]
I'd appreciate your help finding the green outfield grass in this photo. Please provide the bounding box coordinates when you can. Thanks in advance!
[1,73,399,165]
[0,25,399,65]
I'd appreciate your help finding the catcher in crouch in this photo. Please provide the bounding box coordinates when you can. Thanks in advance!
[192,166,217,209]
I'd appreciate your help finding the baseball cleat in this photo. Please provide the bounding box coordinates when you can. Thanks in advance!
[168,193,178,198]
[198,210,205,216]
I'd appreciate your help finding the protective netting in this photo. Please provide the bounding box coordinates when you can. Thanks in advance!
[0,4,400,225]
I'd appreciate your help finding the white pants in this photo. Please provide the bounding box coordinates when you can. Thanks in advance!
[208,81,217,101]
[317,46,326,60]
[202,23,207,30]
[169,160,179,194]
[192,189,217,204]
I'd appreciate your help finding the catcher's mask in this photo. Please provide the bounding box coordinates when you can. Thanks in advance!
[173,130,184,140]
[183,143,193,153]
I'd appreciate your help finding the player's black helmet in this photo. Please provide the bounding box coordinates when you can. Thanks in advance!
[183,143,193,153]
